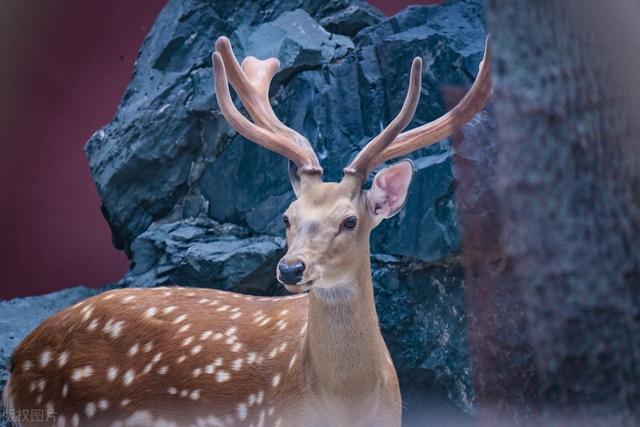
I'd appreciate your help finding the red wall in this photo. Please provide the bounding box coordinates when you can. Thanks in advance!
[0,1,440,300]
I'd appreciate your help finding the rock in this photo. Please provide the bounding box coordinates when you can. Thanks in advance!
[123,217,286,295]
[80,0,488,417]
[372,255,473,419]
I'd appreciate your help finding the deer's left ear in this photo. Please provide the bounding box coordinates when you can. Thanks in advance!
[365,159,413,224]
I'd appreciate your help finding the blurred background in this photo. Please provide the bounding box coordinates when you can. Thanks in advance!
[0,0,439,299]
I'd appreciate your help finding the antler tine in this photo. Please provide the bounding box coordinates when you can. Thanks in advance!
[213,36,322,174]
[369,37,492,169]
[344,57,423,178]
[215,37,280,128]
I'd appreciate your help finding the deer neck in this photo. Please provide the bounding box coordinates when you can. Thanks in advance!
[303,253,387,396]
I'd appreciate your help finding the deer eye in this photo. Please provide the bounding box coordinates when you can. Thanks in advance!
[342,216,357,230]
[283,215,290,229]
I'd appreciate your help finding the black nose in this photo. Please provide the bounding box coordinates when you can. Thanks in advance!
[278,260,305,285]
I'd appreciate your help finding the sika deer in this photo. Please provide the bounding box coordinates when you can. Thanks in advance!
[2,36,491,427]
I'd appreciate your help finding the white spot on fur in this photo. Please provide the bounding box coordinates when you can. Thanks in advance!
[168,387,177,395]
[216,370,230,383]
[192,368,202,378]
[40,350,52,367]
[98,399,109,410]
[152,352,163,363]
[225,326,237,336]
[237,403,248,421]
[62,383,69,397]
[256,390,264,404]
[190,389,201,400]
[122,295,136,303]
[178,323,192,334]
[259,317,272,327]
[144,307,158,318]
[87,318,99,331]
[107,366,118,382]
[276,320,288,331]
[121,398,131,407]
[191,345,203,355]
[72,413,79,426]
[180,389,188,397]
[123,369,135,386]
[80,305,94,321]
[198,298,209,304]
[163,306,177,314]
[177,355,187,363]
[214,357,223,366]
[23,360,33,371]
[128,343,140,357]
[300,322,308,336]
[231,343,242,352]
[173,314,188,324]
[289,353,298,370]
[279,309,289,316]
[247,352,257,364]
[231,358,243,371]
[142,362,153,374]
[268,407,275,416]
[158,365,169,375]
[103,319,125,339]
[200,330,213,340]
[86,402,96,417]
[230,312,242,319]
[216,305,230,312]
[212,332,223,341]
[71,366,94,381]
[182,336,194,347]
[205,364,215,374]
[272,373,281,387]
[103,293,115,300]
[144,342,154,353]
[37,379,46,392]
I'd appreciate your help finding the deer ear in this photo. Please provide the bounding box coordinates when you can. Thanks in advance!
[366,160,413,224]
[288,161,301,197]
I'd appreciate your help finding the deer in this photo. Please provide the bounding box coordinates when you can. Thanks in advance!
[2,36,491,427]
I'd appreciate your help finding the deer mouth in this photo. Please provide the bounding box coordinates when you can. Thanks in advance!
[284,281,313,293]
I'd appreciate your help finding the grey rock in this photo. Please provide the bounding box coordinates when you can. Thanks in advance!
[123,217,286,295]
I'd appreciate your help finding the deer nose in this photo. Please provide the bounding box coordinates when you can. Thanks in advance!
[278,260,305,285]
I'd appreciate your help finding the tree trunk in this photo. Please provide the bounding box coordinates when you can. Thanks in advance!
[461,1,640,425]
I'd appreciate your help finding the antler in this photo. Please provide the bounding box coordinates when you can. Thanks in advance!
[344,37,492,178]
[212,36,322,174]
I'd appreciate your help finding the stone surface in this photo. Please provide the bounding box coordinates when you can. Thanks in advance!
[123,217,286,295]
[1,0,490,423]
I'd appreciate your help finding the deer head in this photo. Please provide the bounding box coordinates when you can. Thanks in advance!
[213,36,492,295]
